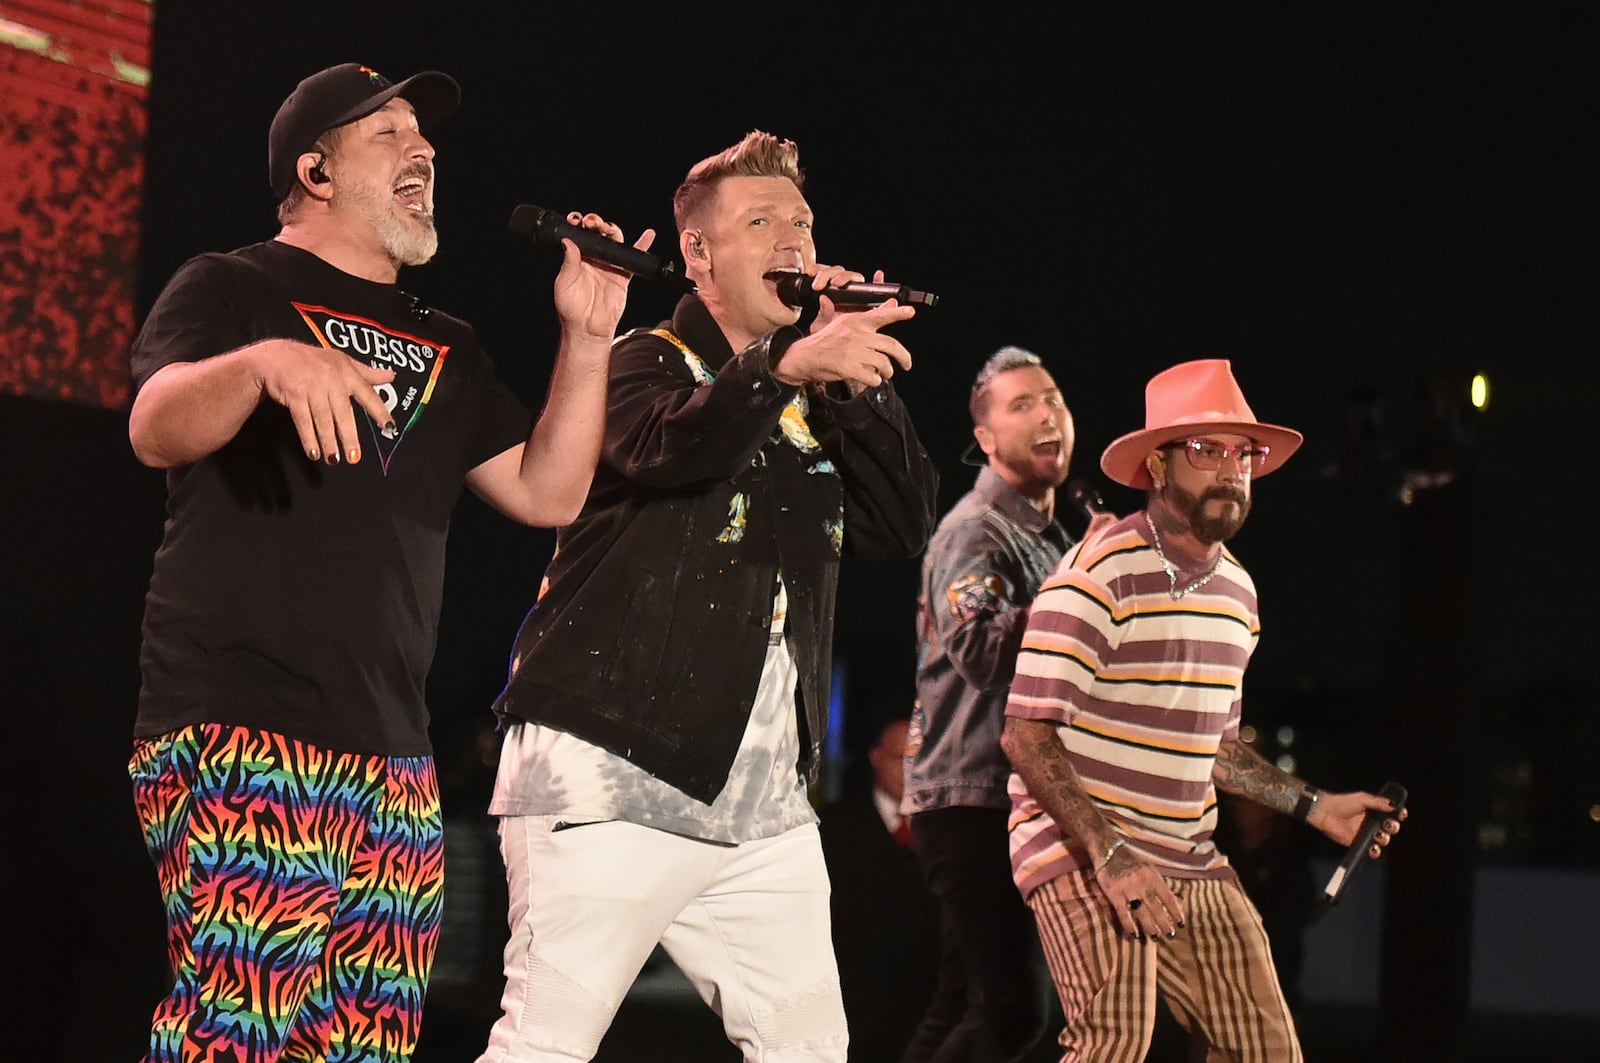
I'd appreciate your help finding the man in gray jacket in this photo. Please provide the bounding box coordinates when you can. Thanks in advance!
[901,346,1111,1062]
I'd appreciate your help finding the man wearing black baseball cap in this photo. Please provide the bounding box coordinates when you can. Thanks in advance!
[268,62,461,202]
[124,62,654,1062]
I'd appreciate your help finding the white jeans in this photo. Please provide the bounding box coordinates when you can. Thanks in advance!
[475,817,848,1062]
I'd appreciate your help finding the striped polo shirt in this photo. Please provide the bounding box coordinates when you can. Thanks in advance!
[1005,511,1259,898]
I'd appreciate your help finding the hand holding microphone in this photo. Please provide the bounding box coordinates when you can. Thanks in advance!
[508,205,659,344]
[774,271,939,310]
[770,298,918,393]
[1316,781,1408,913]
[509,204,692,292]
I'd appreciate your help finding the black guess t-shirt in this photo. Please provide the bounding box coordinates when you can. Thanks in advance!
[130,240,531,755]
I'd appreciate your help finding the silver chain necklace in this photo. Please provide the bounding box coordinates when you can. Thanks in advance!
[1145,511,1219,600]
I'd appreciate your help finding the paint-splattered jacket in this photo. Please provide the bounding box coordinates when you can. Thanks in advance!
[493,295,939,804]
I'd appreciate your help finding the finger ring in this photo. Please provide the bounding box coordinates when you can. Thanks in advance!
[1127,898,1143,911]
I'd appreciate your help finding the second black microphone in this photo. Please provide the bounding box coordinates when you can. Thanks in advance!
[508,204,695,293]
[774,272,939,310]
[1320,780,1407,909]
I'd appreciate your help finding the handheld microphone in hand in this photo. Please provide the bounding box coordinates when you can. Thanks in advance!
[774,272,939,310]
[508,204,694,293]
[1065,478,1111,521]
[1320,781,1407,910]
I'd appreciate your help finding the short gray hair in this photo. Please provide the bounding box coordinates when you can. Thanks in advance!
[969,345,1043,425]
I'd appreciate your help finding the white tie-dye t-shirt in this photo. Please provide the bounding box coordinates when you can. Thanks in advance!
[489,577,818,843]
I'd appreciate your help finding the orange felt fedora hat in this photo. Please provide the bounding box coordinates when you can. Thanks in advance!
[1099,359,1304,489]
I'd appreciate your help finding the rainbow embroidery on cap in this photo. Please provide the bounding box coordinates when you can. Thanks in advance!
[358,66,391,87]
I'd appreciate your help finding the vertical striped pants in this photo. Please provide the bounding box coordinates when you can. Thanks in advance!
[1028,870,1302,1063]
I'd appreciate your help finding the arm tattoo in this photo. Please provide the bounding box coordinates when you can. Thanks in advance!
[1002,719,1118,856]
[1212,736,1306,817]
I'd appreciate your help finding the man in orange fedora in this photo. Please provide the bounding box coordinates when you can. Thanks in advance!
[999,359,1407,1062]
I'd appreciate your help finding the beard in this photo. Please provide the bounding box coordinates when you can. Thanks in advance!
[338,181,438,267]
[1008,455,1070,497]
[998,439,1071,496]
[1163,479,1251,544]
[382,211,438,267]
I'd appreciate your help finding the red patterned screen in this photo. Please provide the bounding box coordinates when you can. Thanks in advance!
[1,0,152,409]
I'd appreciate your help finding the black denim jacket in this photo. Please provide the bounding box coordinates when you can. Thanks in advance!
[494,296,938,803]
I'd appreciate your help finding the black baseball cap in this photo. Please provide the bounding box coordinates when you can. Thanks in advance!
[268,62,461,200]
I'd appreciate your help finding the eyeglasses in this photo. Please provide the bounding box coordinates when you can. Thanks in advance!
[1160,438,1270,472]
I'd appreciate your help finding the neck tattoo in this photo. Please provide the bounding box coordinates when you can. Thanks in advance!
[1144,511,1219,600]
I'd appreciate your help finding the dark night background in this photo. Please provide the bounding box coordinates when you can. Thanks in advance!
[4,4,1597,1061]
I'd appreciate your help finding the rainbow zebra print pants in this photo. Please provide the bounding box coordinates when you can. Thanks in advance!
[129,723,445,1062]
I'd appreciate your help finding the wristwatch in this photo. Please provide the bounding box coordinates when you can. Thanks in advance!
[1293,786,1322,823]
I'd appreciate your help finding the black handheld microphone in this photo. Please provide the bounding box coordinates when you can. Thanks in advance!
[508,204,695,293]
[774,272,939,310]
[1320,781,1407,909]
[1065,478,1111,521]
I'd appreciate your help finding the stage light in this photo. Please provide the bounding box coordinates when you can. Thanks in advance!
[1471,373,1490,411]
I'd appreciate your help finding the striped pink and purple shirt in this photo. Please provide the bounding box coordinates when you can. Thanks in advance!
[1005,512,1259,898]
